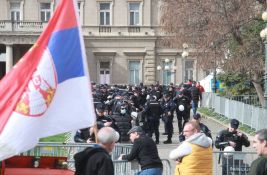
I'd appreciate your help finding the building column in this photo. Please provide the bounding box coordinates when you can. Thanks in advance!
[144,48,156,84]
[6,44,13,73]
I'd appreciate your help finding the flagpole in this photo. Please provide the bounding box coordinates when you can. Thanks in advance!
[93,123,98,143]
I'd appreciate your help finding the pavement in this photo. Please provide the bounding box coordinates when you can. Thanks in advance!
[155,114,255,174]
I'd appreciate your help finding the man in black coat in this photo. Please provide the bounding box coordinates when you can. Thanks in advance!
[192,113,212,140]
[110,103,132,142]
[248,129,267,175]
[173,92,191,134]
[143,96,163,144]
[74,127,119,175]
[215,119,250,175]
[189,81,202,115]
[161,92,176,144]
[215,119,250,151]
[118,126,163,175]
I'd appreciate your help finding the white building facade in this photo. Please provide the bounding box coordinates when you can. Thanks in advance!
[0,0,207,85]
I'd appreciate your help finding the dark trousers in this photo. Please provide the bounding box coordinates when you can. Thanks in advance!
[162,115,168,134]
[176,110,190,133]
[192,100,199,115]
[147,119,160,141]
[164,115,174,140]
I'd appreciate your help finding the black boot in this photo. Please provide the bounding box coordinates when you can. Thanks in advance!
[178,120,183,133]
[163,139,172,144]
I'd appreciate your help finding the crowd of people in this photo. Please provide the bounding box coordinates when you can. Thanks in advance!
[74,80,203,145]
[73,81,267,175]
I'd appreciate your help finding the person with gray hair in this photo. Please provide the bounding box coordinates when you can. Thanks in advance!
[248,129,267,175]
[74,127,119,175]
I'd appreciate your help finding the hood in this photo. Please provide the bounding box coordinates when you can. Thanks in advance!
[74,145,106,173]
[186,133,212,148]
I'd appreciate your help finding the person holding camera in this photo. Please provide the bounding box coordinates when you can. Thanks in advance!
[215,119,250,175]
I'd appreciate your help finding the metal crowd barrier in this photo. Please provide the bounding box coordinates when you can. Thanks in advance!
[213,151,258,175]
[113,159,171,175]
[20,142,171,175]
[21,142,133,170]
[21,142,259,175]
[202,92,267,131]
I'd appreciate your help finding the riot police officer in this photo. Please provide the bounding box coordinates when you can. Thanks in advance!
[161,92,176,144]
[110,103,132,142]
[144,95,163,144]
[173,91,191,134]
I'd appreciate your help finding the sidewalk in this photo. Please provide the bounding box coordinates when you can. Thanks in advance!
[156,115,255,174]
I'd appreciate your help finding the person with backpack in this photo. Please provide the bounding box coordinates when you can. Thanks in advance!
[74,127,119,175]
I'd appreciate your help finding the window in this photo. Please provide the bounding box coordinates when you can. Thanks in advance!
[100,61,110,69]
[99,61,110,84]
[185,60,194,82]
[10,2,20,21]
[162,61,172,85]
[129,61,140,85]
[40,3,51,22]
[129,2,140,26]
[99,3,110,25]
[77,2,81,16]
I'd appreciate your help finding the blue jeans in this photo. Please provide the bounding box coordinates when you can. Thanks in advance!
[136,168,163,175]
[192,101,198,115]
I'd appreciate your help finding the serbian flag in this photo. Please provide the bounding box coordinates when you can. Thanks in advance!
[0,0,96,160]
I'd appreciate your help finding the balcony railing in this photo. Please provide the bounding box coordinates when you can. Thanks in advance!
[128,26,140,33]
[0,20,157,36]
[0,20,46,32]
[84,26,155,36]
[99,26,111,33]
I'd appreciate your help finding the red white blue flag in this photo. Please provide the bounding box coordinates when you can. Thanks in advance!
[0,0,96,160]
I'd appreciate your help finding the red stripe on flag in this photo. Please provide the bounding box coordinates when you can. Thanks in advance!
[0,47,45,133]
[35,0,78,47]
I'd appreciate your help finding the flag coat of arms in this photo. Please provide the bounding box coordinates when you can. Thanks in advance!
[0,0,96,160]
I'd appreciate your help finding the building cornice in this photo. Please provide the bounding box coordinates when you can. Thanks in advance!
[157,48,180,56]
[0,35,38,45]
[123,50,146,56]
[84,36,157,41]
[93,51,117,56]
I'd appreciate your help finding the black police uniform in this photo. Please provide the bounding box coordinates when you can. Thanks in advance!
[144,98,163,144]
[110,112,132,142]
[74,127,90,143]
[173,94,191,133]
[161,95,176,144]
